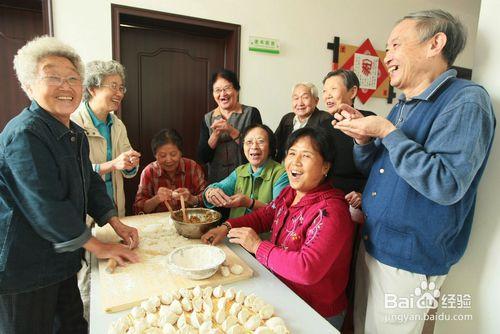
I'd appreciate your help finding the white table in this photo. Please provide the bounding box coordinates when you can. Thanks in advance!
[90,242,339,333]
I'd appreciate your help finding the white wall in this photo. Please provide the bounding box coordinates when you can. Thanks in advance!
[435,0,500,333]
[52,0,480,129]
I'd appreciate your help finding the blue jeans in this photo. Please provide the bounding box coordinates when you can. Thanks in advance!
[0,275,87,334]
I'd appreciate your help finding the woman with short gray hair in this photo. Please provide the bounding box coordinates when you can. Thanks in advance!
[1,36,139,333]
[71,60,141,218]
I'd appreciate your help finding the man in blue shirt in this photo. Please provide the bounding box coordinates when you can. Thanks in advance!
[333,9,495,334]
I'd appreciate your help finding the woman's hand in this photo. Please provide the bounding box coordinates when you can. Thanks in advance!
[108,217,139,249]
[201,225,229,245]
[225,193,251,208]
[173,188,198,206]
[208,129,222,149]
[228,227,262,254]
[156,187,174,203]
[345,191,362,209]
[211,119,239,139]
[83,237,139,266]
[205,188,231,207]
[112,149,141,171]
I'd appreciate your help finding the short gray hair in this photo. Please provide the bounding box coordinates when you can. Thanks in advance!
[83,60,126,101]
[13,35,84,99]
[401,9,467,66]
[292,82,319,99]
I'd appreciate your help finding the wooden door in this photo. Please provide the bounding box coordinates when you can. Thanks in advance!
[0,0,52,131]
[113,6,240,214]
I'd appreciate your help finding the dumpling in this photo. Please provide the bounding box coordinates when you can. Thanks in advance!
[169,299,183,315]
[213,285,224,298]
[259,304,274,320]
[229,302,242,316]
[221,315,238,332]
[130,306,146,319]
[244,314,261,330]
[160,292,174,305]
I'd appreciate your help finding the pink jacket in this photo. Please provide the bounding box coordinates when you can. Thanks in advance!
[229,182,354,317]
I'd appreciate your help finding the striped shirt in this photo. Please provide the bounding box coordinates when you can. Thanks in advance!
[133,158,207,214]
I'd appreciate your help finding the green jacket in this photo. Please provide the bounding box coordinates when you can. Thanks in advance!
[203,159,288,218]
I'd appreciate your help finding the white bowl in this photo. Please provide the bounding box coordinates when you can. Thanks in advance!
[167,245,226,280]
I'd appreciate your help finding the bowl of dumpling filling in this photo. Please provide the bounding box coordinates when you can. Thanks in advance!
[170,208,221,238]
[167,244,226,280]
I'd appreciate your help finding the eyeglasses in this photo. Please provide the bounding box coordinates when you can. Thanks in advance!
[39,75,82,86]
[244,138,267,147]
[100,83,127,94]
[213,85,233,95]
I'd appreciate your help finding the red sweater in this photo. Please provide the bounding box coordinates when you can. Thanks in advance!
[229,183,354,317]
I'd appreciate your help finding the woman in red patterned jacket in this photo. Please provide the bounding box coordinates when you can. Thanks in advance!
[202,127,354,330]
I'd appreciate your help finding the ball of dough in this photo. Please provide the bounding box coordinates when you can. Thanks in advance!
[230,264,243,275]
[220,266,230,277]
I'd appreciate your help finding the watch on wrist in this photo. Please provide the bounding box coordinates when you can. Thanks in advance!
[221,221,231,232]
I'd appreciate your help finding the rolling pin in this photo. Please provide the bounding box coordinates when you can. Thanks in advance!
[105,258,118,274]
[105,237,134,274]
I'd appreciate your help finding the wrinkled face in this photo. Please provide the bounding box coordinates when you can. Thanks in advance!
[243,127,270,169]
[155,143,182,174]
[322,75,357,115]
[213,77,238,110]
[27,55,82,125]
[384,19,430,94]
[285,136,330,194]
[292,85,318,121]
[89,74,125,112]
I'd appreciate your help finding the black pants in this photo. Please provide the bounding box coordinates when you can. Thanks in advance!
[0,275,87,334]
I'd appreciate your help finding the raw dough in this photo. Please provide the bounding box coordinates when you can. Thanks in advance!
[230,264,244,275]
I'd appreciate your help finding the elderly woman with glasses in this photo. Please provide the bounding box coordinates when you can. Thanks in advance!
[202,124,288,218]
[71,60,140,219]
[0,36,139,333]
[197,69,262,184]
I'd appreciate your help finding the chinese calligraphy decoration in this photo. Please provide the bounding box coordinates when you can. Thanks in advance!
[327,37,395,104]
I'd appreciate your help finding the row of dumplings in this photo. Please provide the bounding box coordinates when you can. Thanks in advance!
[108,285,289,334]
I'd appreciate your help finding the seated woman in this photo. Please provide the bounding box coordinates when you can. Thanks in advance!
[202,127,354,330]
[203,124,288,218]
[134,128,207,214]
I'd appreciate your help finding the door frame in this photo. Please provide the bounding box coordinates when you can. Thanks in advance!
[110,5,241,117]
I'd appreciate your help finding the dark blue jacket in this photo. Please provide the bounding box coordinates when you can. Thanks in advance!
[0,101,116,293]
[355,70,496,275]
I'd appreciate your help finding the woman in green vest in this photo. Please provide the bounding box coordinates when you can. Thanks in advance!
[203,124,288,218]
